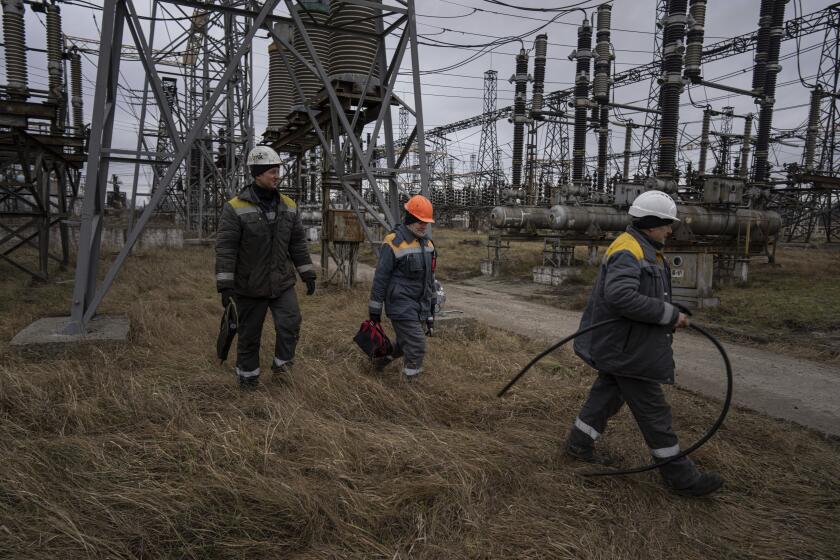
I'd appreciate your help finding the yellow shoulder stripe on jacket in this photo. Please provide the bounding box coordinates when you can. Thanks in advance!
[389,239,421,251]
[605,232,643,261]
[383,232,397,245]
[280,194,297,209]
[228,196,255,209]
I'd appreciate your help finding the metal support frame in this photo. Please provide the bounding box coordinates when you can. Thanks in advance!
[0,131,77,279]
[67,0,277,333]
[265,0,429,234]
[476,70,503,206]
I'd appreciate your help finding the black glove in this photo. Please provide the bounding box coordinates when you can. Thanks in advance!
[425,316,434,337]
[220,289,235,308]
[369,311,381,324]
[305,278,316,296]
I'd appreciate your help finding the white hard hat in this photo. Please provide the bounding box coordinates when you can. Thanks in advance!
[628,190,680,222]
[246,145,282,167]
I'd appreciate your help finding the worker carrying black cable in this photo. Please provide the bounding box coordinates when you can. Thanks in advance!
[562,190,724,497]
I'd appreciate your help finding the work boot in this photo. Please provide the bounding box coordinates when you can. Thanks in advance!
[238,375,259,390]
[564,442,619,466]
[670,471,724,497]
[373,354,394,372]
[402,367,422,382]
[271,359,293,375]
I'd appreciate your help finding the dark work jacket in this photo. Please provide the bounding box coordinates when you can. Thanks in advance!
[215,184,315,298]
[573,226,680,383]
[368,224,437,322]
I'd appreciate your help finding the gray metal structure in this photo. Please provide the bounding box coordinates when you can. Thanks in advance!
[61,0,428,333]
[475,70,503,206]
[0,0,84,281]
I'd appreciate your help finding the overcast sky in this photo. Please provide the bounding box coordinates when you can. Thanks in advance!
[4,0,836,194]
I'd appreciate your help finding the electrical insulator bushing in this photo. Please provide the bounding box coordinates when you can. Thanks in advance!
[656,0,688,180]
[267,43,283,130]
[739,114,753,178]
[753,0,788,185]
[593,4,612,102]
[597,106,609,191]
[511,49,529,189]
[268,31,294,131]
[293,2,331,106]
[683,0,707,81]
[46,4,63,102]
[698,109,711,175]
[329,1,380,82]
[623,122,633,179]
[752,0,774,92]
[2,0,29,100]
[531,34,547,114]
[70,49,83,136]
[803,87,822,171]
[572,16,593,188]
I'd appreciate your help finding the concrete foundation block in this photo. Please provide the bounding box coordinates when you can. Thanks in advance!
[532,265,580,286]
[480,259,501,277]
[11,315,130,348]
[434,310,479,339]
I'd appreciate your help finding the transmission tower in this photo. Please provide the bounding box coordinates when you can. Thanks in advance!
[183,4,254,234]
[153,77,182,216]
[788,6,840,242]
[537,95,570,204]
[398,105,415,194]
[636,1,669,179]
[814,13,839,177]
[476,70,502,205]
[426,132,448,205]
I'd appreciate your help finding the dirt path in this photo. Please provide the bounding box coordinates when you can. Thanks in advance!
[344,259,840,437]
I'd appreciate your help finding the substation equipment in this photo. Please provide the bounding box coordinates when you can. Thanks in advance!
[472,0,839,308]
[0,0,430,337]
[0,0,86,280]
[261,0,430,288]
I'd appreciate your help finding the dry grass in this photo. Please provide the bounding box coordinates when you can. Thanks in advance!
[1,247,839,559]
[696,247,840,362]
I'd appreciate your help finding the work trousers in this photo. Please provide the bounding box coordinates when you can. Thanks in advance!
[570,372,700,488]
[391,319,426,377]
[235,287,301,379]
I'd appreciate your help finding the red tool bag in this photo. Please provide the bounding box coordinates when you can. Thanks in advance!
[353,320,394,359]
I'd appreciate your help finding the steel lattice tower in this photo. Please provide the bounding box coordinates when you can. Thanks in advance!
[635,0,668,179]
[814,10,839,177]
[792,6,840,242]
[537,96,570,204]
[476,70,502,205]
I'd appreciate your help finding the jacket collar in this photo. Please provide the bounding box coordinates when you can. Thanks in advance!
[393,223,431,246]
[238,183,279,204]
[626,226,662,263]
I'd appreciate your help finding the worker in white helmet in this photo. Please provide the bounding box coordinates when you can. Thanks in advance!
[565,190,724,497]
[215,145,316,389]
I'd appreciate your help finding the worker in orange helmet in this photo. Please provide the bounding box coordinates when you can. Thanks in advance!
[367,195,438,381]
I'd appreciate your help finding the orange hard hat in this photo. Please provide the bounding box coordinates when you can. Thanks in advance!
[404,195,435,223]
